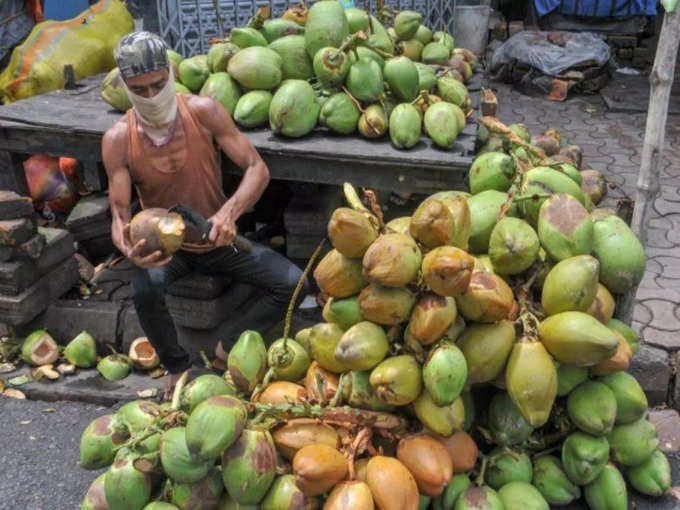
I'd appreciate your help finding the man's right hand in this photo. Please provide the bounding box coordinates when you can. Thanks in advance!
[121,224,173,269]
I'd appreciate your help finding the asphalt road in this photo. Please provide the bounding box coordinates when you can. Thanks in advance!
[0,398,109,510]
[0,398,678,510]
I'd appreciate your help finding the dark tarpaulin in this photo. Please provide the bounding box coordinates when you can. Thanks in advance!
[0,0,35,67]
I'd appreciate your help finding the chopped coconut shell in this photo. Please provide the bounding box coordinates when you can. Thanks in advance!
[128,337,160,370]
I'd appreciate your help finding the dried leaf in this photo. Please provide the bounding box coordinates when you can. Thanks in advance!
[0,363,16,374]
[9,374,31,386]
[20,419,31,425]
[56,364,76,375]
[42,407,56,413]
[33,365,60,381]
[3,388,26,399]
[150,368,167,379]
[137,388,158,399]
[29,435,35,441]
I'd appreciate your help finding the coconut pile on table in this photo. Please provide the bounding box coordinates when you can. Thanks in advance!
[76,139,670,509]
[101,1,477,151]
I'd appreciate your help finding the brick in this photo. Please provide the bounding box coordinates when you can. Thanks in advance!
[0,256,78,326]
[65,194,111,241]
[0,218,36,247]
[0,228,75,294]
[618,48,633,59]
[628,344,670,406]
[166,282,256,329]
[607,35,637,48]
[0,191,33,220]
[16,299,121,353]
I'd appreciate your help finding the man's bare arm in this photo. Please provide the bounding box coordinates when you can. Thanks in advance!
[192,96,270,245]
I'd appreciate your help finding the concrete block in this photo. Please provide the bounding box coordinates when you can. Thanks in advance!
[0,218,35,247]
[0,191,33,220]
[628,344,671,406]
[166,282,256,328]
[0,256,78,326]
[0,228,75,294]
[16,299,122,353]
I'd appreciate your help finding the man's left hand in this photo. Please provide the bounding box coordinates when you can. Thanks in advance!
[208,209,237,247]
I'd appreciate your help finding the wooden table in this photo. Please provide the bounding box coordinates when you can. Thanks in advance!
[0,73,481,195]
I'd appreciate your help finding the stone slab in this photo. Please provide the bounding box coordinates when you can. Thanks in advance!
[0,256,78,326]
[65,194,110,233]
[649,409,680,453]
[0,190,33,219]
[16,299,122,353]
[0,228,75,295]
[628,344,671,406]
[0,218,35,247]
[0,233,46,262]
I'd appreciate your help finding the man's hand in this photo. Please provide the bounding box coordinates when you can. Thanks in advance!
[207,209,237,247]
[122,224,173,268]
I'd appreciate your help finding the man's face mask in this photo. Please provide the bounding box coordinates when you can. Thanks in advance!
[123,67,178,141]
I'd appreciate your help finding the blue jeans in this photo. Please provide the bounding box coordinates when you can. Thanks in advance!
[131,243,308,373]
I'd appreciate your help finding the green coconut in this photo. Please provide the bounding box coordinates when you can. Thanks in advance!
[433,31,454,50]
[319,93,360,134]
[308,322,350,374]
[423,342,467,406]
[625,449,672,497]
[227,46,283,90]
[398,39,424,61]
[178,55,210,92]
[556,364,589,396]
[413,392,465,436]
[519,167,588,227]
[186,394,248,461]
[207,42,239,72]
[234,91,273,128]
[345,8,369,33]
[607,418,659,467]
[346,58,383,103]
[424,102,462,149]
[269,80,320,138]
[304,0,350,59]
[228,330,267,393]
[363,15,394,55]
[359,284,415,325]
[314,248,367,298]
[180,374,237,413]
[486,448,533,490]
[358,104,388,138]
[230,27,268,48]
[160,427,213,484]
[100,67,131,112]
[261,18,304,43]
[342,370,395,411]
[469,152,516,194]
[81,473,108,510]
[384,56,420,102]
[261,474,318,510]
[266,338,311,381]
[567,381,617,436]
[561,432,610,485]
[541,255,600,315]
[222,429,276,504]
[532,456,581,506]
[97,354,131,382]
[64,331,97,368]
[394,10,422,39]
[488,217,540,275]
[166,468,223,510]
[117,400,161,435]
[104,450,152,510]
[174,82,191,94]
[199,72,241,115]
[422,43,450,65]
[583,463,628,510]
[313,46,351,87]
[415,25,433,45]
[415,63,436,91]
[437,77,467,107]
[389,103,422,149]
[487,392,534,447]
[268,35,314,80]
[21,329,58,366]
[467,190,516,253]
[167,49,184,67]
[370,355,422,406]
[592,215,646,294]
[79,414,130,470]
[323,296,363,330]
[335,321,389,371]
[537,193,594,261]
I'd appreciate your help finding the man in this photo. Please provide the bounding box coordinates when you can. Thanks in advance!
[102,32,307,397]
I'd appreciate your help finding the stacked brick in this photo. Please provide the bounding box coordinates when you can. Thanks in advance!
[0,191,78,326]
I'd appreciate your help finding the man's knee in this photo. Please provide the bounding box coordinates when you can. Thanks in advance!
[132,271,166,310]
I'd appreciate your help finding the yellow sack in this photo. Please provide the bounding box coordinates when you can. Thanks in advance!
[0,0,134,103]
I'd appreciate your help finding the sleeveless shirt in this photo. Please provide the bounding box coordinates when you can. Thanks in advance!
[126,94,226,253]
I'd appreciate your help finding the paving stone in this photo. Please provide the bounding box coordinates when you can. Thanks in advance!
[649,409,680,453]
[0,228,75,295]
[628,344,670,406]
[641,325,679,351]
[0,256,78,326]
[0,218,36,247]
[0,191,33,220]
[15,299,122,353]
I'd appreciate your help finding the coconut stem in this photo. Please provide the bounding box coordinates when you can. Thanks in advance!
[250,366,276,402]
[199,350,211,370]
[329,372,347,407]
[170,370,189,411]
[342,87,365,113]
[475,455,489,487]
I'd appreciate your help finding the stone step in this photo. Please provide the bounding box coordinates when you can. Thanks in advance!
[65,194,110,241]
[0,256,78,326]
[0,218,36,247]
[0,233,46,262]
[0,228,75,295]
[0,190,33,220]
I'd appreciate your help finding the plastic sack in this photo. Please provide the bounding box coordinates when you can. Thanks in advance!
[490,31,610,76]
[23,154,80,214]
[0,0,134,103]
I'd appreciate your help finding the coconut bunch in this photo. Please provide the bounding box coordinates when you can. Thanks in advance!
[100,1,476,151]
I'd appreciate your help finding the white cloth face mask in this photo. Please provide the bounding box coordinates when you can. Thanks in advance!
[123,67,178,143]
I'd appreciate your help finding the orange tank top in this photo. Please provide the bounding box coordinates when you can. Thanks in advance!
[126,94,226,253]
